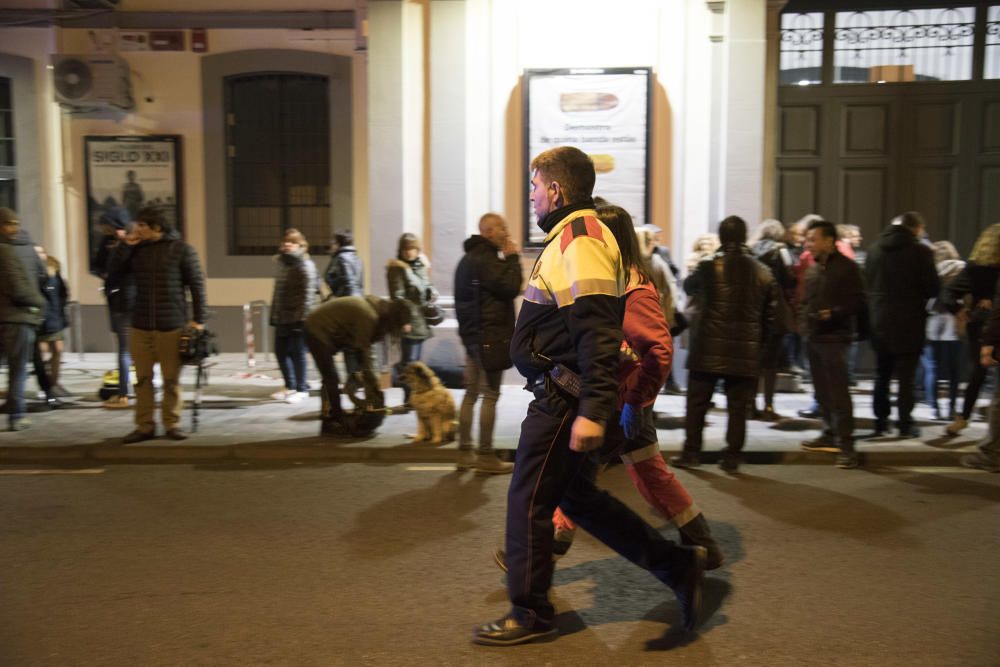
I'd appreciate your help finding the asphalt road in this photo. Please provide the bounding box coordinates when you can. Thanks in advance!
[1,462,997,666]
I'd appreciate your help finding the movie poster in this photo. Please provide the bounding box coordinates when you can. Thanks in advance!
[524,68,651,245]
[85,135,182,271]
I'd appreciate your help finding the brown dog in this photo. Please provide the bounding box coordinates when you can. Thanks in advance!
[402,361,457,445]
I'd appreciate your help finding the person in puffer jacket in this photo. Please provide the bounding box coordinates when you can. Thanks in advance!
[270,228,320,404]
[924,241,965,422]
[107,206,206,443]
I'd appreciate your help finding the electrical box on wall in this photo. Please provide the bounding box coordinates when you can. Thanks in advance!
[51,54,134,111]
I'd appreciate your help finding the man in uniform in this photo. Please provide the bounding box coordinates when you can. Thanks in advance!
[472,147,706,646]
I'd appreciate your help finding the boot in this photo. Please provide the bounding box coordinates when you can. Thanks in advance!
[474,452,513,475]
[678,513,724,570]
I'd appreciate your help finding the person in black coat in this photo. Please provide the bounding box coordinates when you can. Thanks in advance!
[93,207,136,409]
[864,212,940,437]
[453,213,523,475]
[324,228,364,298]
[962,276,1000,472]
[673,215,779,472]
[107,206,207,443]
[32,247,70,406]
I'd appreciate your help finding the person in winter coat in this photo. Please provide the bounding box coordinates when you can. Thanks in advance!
[750,219,796,420]
[453,213,522,474]
[93,208,136,409]
[0,208,46,431]
[961,275,1000,472]
[864,212,940,437]
[270,228,320,404]
[324,228,364,298]
[305,295,412,434]
[32,246,70,405]
[386,233,437,403]
[924,241,966,422]
[107,206,207,443]
[941,223,1000,435]
[673,215,780,472]
[797,220,867,469]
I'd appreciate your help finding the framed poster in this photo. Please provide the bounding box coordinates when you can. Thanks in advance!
[85,134,183,269]
[523,67,652,246]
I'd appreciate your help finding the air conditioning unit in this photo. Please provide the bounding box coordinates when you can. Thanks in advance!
[51,54,134,110]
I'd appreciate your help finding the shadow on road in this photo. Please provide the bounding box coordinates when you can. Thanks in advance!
[868,467,1000,503]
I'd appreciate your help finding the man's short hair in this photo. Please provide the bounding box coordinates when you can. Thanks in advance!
[530,146,595,205]
[893,211,926,234]
[808,218,838,240]
[0,207,18,226]
[333,228,353,247]
[134,205,172,233]
[478,212,504,232]
[718,215,747,244]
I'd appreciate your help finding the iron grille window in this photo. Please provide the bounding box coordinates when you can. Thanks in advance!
[0,77,15,210]
[833,7,976,83]
[225,73,331,255]
[780,12,825,86]
[987,5,1000,78]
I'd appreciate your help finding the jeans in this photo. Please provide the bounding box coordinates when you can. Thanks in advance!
[1,324,36,424]
[458,348,502,453]
[684,371,755,458]
[926,340,961,416]
[807,340,854,452]
[275,327,309,393]
[873,346,921,428]
[979,369,1000,462]
[394,338,424,402]
[110,311,132,397]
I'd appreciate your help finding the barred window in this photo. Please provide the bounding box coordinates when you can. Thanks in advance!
[0,77,15,210]
[225,73,331,255]
[780,12,825,86]
[833,7,976,83]
[986,5,1000,78]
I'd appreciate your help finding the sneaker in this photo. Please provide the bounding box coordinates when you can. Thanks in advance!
[945,417,968,436]
[456,449,477,471]
[669,453,701,469]
[471,613,557,647]
[668,545,707,632]
[45,397,65,410]
[960,452,1000,472]
[760,406,783,422]
[103,395,131,409]
[122,429,155,444]
[475,453,514,475]
[836,453,860,469]
[270,389,293,401]
[285,391,308,404]
[52,384,73,398]
[801,435,839,453]
[797,407,821,419]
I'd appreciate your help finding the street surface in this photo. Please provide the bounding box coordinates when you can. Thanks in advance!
[1,462,997,666]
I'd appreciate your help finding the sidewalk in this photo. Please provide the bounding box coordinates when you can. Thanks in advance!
[0,354,986,467]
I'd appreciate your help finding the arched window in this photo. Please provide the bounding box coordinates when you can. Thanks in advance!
[225,73,331,255]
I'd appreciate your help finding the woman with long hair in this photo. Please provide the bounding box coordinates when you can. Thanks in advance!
[543,204,723,569]
[943,223,1000,434]
[386,233,438,404]
[925,241,965,421]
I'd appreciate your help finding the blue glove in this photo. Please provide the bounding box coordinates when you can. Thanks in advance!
[620,403,643,441]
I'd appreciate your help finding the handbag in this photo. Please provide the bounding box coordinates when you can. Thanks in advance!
[422,303,445,327]
[473,278,513,371]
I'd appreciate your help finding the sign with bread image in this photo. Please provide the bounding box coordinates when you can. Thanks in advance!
[525,67,651,245]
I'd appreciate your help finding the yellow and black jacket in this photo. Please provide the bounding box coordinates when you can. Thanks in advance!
[511,201,625,423]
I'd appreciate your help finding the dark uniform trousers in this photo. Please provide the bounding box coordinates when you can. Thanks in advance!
[506,379,687,628]
[683,371,756,458]
[807,340,855,451]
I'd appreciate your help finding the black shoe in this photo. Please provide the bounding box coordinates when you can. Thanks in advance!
[678,514,725,570]
[165,428,188,441]
[46,397,65,410]
[836,453,860,469]
[760,406,783,422]
[669,545,707,632]
[800,435,839,453]
[320,417,352,436]
[471,614,557,646]
[960,453,1000,473]
[898,423,921,438]
[669,453,701,469]
[797,408,820,419]
[718,457,740,473]
[122,429,155,444]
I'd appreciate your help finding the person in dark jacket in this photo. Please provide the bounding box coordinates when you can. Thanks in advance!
[386,233,437,403]
[453,213,522,475]
[798,220,866,468]
[270,228,320,404]
[940,223,1000,435]
[32,246,70,406]
[107,205,207,443]
[672,216,779,472]
[324,228,364,298]
[0,208,46,431]
[864,212,940,437]
[93,207,136,409]
[305,295,411,434]
[961,275,1000,472]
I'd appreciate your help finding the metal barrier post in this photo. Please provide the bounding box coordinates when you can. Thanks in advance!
[67,300,85,362]
[243,302,255,368]
[251,300,271,362]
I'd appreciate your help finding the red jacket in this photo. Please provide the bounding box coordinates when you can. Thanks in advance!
[619,281,673,408]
